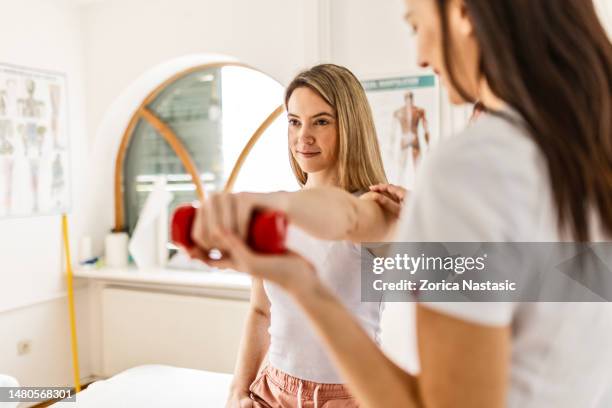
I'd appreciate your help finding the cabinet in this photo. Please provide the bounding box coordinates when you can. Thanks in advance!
[101,287,249,376]
[75,267,251,377]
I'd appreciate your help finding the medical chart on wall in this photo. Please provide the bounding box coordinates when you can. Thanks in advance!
[0,64,70,218]
[363,75,439,189]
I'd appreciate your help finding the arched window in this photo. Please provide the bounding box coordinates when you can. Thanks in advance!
[114,62,298,235]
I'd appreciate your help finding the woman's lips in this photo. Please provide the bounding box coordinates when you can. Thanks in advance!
[297,151,321,158]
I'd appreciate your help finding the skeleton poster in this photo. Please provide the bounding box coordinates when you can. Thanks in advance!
[363,75,439,189]
[0,64,70,217]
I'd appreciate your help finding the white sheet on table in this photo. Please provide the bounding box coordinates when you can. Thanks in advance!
[51,365,233,408]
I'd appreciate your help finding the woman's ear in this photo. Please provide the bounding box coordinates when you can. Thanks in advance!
[452,0,475,37]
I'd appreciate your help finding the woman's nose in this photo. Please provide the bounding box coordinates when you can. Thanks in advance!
[298,127,315,145]
[417,54,429,69]
[416,45,430,69]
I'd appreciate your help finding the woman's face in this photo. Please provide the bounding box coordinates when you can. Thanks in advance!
[287,87,338,176]
[404,0,480,104]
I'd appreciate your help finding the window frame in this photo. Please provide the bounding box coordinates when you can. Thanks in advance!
[113,62,283,231]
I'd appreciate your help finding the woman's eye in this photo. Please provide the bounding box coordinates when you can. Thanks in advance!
[315,119,329,126]
[288,119,300,126]
[410,25,418,35]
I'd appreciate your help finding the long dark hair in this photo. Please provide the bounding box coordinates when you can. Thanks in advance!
[436,0,612,241]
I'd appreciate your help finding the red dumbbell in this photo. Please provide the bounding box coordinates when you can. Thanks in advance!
[171,203,288,254]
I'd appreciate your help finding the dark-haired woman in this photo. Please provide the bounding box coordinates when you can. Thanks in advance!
[192,0,612,406]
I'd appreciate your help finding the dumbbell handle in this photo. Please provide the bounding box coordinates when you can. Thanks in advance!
[170,203,288,254]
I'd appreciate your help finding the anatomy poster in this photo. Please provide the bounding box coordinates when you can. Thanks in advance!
[0,64,70,217]
[363,75,439,189]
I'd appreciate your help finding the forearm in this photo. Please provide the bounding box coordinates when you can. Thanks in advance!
[229,308,270,392]
[293,281,422,408]
[259,188,390,242]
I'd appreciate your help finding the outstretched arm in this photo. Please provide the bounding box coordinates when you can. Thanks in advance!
[273,187,396,242]
[191,187,401,254]
[207,231,510,408]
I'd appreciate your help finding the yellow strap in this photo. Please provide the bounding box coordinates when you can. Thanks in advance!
[62,214,81,392]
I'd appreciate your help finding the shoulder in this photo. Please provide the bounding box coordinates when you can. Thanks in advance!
[401,112,548,241]
[427,113,538,174]
[420,112,545,201]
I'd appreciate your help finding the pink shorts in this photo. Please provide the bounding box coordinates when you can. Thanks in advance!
[249,365,359,408]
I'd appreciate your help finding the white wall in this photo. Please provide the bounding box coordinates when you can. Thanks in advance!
[0,291,90,390]
[330,0,417,78]
[0,0,92,392]
[80,0,321,145]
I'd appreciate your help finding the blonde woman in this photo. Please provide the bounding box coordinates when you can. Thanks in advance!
[187,64,400,408]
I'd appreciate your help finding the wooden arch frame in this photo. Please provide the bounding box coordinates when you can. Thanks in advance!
[113,62,284,231]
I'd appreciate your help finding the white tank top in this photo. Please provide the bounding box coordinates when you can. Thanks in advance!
[264,224,384,383]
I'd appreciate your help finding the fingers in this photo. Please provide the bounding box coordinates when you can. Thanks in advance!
[189,192,267,258]
[192,195,226,252]
[216,230,316,290]
[369,183,408,202]
[389,184,407,199]
[191,193,239,252]
[217,193,236,237]
[189,229,247,271]
[234,192,252,242]
[186,245,212,264]
[370,183,399,194]
[238,397,253,408]
[216,230,254,265]
[191,202,211,252]
[227,395,254,408]
[206,193,226,248]
[188,193,263,270]
[204,196,218,248]
[369,184,385,196]
[372,193,403,218]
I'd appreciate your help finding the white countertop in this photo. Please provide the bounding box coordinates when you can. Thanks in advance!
[74,266,252,293]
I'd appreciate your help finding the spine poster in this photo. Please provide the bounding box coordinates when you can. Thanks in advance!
[364,75,439,189]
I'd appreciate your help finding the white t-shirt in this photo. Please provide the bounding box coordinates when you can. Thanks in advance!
[395,109,612,407]
[265,226,384,383]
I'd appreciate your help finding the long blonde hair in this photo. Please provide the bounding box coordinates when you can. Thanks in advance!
[285,64,388,192]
